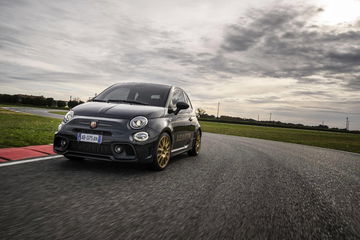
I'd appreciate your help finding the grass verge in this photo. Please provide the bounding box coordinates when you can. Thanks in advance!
[200,121,360,154]
[0,108,61,148]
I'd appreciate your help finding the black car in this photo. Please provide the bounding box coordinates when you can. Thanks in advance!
[53,82,201,170]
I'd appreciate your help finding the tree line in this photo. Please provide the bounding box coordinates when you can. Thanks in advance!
[0,94,84,108]
[196,108,359,134]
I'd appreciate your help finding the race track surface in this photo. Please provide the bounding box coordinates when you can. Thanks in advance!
[0,133,359,239]
[3,107,64,119]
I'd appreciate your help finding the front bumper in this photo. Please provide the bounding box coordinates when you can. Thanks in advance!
[53,116,159,163]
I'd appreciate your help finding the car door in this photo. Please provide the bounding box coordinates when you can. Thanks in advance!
[184,92,196,135]
[178,90,194,148]
[169,88,192,150]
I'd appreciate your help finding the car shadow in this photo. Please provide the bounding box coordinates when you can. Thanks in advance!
[56,153,193,175]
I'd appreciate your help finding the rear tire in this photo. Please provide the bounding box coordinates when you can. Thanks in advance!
[150,133,171,171]
[188,130,201,156]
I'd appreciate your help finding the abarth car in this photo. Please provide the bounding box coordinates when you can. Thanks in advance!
[53,82,201,170]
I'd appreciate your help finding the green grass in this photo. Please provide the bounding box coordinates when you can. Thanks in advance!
[0,107,359,153]
[200,121,360,154]
[48,111,67,115]
[0,108,61,148]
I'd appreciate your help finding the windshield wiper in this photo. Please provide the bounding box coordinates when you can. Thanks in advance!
[92,99,106,102]
[106,99,149,105]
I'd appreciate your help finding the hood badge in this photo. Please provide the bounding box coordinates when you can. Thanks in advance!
[90,121,97,129]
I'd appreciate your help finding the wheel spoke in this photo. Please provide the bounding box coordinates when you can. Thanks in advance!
[156,135,171,168]
[195,134,201,152]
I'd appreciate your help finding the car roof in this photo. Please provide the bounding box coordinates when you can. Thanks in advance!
[113,82,173,89]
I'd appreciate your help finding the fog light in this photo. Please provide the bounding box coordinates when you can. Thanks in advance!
[61,139,67,147]
[133,132,149,142]
[114,145,123,154]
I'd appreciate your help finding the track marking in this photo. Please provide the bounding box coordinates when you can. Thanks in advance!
[0,155,63,167]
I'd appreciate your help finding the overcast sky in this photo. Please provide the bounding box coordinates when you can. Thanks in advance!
[1,0,360,129]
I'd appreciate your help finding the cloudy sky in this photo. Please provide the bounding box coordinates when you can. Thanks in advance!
[1,0,360,129]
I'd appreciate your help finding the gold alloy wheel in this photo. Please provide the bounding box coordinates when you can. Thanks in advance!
[157,135,171,168]
[195,133,201,153]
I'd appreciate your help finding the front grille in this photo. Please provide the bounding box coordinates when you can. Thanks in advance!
[68,142,113,155]
[73,128,112,136]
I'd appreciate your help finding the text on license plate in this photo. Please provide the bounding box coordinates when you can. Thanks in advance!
[77,133,102,144]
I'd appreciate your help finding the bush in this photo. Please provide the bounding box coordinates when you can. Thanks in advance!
[57,100,66,108]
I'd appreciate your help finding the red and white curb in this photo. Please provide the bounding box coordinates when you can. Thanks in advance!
[0,145,61,167]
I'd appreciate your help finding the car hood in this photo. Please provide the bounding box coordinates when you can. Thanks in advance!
[72,102,166,119]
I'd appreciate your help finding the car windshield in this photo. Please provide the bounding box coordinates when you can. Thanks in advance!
[93,84,171,107]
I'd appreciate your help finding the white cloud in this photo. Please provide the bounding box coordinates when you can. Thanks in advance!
[0,0,359,129]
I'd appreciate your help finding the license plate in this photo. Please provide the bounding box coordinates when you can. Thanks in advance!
[77,133,102,144]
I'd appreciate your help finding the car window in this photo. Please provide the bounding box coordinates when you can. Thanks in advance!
[103,88,130,101]
[184,92,193,109]
[94,84,171,107]
[171,89,186,107]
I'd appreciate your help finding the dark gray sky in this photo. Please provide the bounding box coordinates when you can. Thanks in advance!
[0,0,359,129]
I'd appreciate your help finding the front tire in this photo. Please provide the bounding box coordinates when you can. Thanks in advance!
[150,133,171,171]
[188,130,201,156]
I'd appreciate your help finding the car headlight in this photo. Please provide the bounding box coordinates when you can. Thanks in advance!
[63,110,74,124]
[130,116,148,129]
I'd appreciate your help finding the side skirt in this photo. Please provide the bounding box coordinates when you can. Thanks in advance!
[171,144,190,157]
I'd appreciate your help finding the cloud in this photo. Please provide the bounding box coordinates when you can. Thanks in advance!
[221,5,314,52]
[246,96,281,104]
[218,3,360,91]
[291,90,333,97]
[0,0,359,129]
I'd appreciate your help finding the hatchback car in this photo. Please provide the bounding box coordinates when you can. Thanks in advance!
[53,82,201,170]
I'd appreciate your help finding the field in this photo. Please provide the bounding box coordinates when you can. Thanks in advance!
[200,121,360,154]
[0,107,359,153]
[0,108,61,148]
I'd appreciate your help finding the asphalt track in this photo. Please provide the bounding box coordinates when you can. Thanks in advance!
[3,107,64,119]
[0,132,359,239]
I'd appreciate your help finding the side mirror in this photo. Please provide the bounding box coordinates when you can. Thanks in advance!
[174,101,189,115]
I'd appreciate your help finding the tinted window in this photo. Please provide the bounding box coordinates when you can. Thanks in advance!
[94,84,171,107]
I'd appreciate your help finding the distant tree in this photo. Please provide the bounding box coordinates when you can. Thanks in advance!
[68,100,84,108]
[57,100,66,108]
[0,94,16,103]
[30,96,47,106]
[45,98,54,107]
[317,124,329,129]
[196,108,207,118]
[67,100,78,108]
